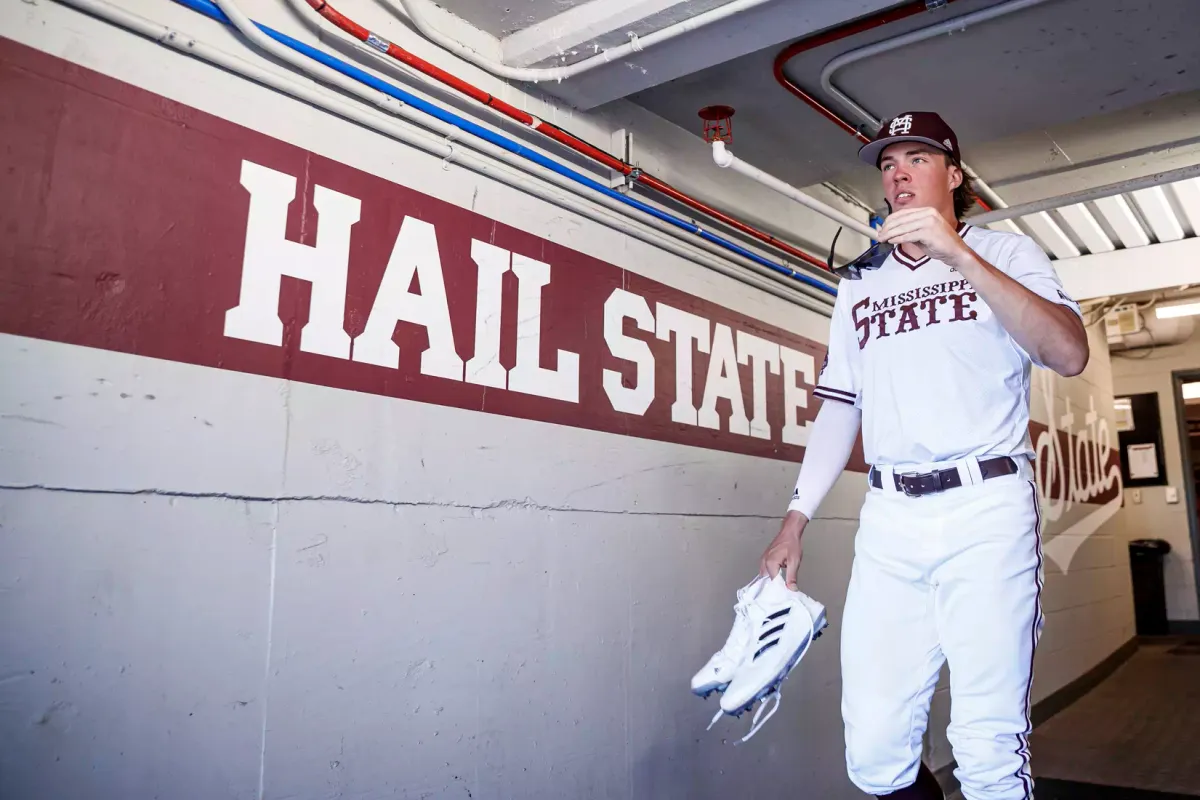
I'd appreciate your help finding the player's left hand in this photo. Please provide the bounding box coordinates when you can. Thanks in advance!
[877,207,972,267]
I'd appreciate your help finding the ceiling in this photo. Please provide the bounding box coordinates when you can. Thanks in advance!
[430,0,735,41]
[416,0,911,109]
[626,0,1200,211]
[413,0,1200,344]
[420,0,1200,255]
[431,0,603,37]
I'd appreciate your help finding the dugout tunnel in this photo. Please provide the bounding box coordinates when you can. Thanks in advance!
[2,0,1200,797]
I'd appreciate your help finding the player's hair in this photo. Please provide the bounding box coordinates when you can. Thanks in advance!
[947,154,979,220]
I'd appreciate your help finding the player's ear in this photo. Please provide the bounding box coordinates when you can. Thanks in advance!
[947,160,963,192]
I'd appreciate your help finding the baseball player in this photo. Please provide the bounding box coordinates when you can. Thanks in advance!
[760,112,1089,799]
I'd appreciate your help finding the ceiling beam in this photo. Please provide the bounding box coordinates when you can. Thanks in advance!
[1094,195,1151,249]
[1172,178,1200,235]
[1057,203,1114,254]
[506,0,904,110]
[1132,186,1185,242]
[968,163,1200,226]
[500,0,693,68]
[1054,236,1200,301]
[1023,211,1081,259]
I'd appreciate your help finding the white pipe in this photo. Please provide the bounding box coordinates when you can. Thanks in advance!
[210,0,836,306]
[52,0,835,313]
[970,175,1008,213]
[712,141,877,240]
[814,0,1061,213]
[281,0,839,289]
[281,0,417,80]
[819,0,1058,130]
[391,0,777,83]
[969,162,1200,226]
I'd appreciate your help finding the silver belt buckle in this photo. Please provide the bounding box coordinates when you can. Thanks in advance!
[900,469,945,497]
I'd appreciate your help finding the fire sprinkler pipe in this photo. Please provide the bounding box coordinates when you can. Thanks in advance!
[772,0,957,144]
[390,0,777,83]
[168,0,840,298]
[296,0,833,272]
[53,0,835,311]
[712,141,877,239]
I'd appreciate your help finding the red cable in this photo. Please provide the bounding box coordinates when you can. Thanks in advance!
[306,0,831,271]
[771,0,994,213]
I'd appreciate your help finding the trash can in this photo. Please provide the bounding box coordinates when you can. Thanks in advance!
[1128,539,1172,636]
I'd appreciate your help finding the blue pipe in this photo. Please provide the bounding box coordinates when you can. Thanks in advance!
[174,0,837,297]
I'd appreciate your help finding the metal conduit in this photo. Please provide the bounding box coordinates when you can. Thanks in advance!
[51,0,836,311]
[300,0,834,272]
[172,0,838,296]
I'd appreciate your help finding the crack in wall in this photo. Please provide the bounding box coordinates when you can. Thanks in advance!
[0,483,860,521]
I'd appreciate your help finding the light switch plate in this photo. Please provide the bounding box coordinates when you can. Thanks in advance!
[1131,489,1142,504]
[1166,486,1179,504]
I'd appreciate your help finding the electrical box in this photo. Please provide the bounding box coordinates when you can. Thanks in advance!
[1104,304,1143,343]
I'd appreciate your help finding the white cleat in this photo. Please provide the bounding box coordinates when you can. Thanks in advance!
[718,572,827,742]
[690,575,766,699]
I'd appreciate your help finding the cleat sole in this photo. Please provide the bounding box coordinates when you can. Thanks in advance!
[723,613,828,717]
[692,682,731,699]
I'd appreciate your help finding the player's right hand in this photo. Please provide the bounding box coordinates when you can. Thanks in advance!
[759,511,807,590]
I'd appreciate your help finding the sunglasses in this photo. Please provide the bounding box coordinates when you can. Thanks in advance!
[827,227,892,280]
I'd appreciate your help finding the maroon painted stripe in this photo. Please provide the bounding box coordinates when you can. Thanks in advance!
[0,37,861,468]
[0,38,1120,505]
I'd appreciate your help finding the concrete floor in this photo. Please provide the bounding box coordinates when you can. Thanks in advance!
[1028,637,1200,798]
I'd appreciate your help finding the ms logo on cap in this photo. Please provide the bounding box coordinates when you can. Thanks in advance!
[889,114,914,135]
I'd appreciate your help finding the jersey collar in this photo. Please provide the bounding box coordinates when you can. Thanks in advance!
[893,221,973,270]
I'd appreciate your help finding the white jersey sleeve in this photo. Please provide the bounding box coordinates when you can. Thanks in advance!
[812,284,862,408]
[1003,234,1083,321]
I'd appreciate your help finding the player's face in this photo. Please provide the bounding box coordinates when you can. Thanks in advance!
[879,143,961,214]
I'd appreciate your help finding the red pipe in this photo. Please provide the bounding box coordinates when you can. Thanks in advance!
[771,0,993,212]
[307,0,830,271]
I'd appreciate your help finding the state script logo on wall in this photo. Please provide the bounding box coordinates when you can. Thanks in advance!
[1033,375,1124,574]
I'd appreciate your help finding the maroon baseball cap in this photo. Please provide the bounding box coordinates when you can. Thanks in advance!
[858,111,961,168]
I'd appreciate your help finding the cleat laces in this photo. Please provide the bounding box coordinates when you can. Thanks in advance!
[731,595,818,744]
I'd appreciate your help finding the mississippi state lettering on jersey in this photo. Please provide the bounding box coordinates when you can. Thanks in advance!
[815,223,1082,468]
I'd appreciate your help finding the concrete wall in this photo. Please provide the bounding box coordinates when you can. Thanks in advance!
[1111,323,1200,623]
[0,0,1140,797]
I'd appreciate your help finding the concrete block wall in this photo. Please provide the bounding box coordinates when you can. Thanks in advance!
[0,0,1141,796]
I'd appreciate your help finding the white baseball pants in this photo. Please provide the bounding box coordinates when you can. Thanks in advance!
[840,459,1044,799]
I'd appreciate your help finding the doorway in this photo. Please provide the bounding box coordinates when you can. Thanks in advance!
[1172,369,1200,624]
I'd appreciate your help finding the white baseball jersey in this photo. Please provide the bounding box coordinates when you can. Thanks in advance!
[814,222,1082,469]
